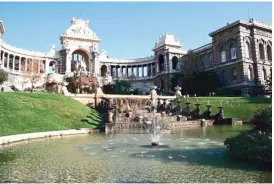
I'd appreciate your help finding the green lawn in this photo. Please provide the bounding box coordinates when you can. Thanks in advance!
[179,97,271,122]
[0,92,105,136]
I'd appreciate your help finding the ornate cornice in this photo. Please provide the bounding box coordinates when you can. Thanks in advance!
[0,20,5,36]
[1,41,55,58]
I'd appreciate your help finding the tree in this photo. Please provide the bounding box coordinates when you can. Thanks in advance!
[114,79,132,94]
[26,72,42,92]
[265,68,272,95]
[182,71,221,95]
[0,69,8,86]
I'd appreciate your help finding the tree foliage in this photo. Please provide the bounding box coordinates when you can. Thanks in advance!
[265,68,272,95]
[0,69,8,85]
[182,71,221,95]
[224,106,272,170]
[114,80,132,94]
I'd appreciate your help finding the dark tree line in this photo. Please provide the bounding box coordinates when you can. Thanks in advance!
[181,71,221,96]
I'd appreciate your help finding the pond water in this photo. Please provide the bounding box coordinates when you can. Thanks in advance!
[0,125,271,183]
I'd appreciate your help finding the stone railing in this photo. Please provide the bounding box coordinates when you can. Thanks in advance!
[69,88,176,109]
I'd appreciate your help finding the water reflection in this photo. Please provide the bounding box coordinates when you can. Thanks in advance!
[0,125,271,183]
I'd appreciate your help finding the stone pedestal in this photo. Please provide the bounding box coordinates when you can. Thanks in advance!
[200,119,206,126]
[184,102,191,116]
[105,123,115,133]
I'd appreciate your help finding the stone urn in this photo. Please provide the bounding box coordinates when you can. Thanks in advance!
[128,111,133,118]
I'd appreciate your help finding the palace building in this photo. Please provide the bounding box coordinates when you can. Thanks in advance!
[0,18,272,95]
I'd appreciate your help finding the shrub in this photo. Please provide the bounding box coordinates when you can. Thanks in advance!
[251,106,272,134]
[224,130,272,169]
[224,106,272,170]
[0,69,8,86]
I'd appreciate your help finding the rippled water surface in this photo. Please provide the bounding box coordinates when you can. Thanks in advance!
[0,125,271,183]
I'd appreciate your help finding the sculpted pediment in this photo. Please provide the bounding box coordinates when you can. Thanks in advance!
[62,18,99,41]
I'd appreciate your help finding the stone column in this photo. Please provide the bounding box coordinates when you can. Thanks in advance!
[38,59,40,74]
[1,52,4,68]
[137,65,139,78]
[44,59,48,74]
[0,52,3,68]
[12,55,15,70]
[150,64,153,77]
[25,58,28,72]
[31,59,34,73]
[18,57,21,72]
[66,49,71,73]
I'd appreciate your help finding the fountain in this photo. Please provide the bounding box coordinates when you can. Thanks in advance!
[143,86,170,146]
[145,114,169,146]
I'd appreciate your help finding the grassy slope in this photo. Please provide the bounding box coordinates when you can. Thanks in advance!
[0,92,105,136]
[180,97,271,122]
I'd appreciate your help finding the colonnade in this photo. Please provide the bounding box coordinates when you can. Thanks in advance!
[109,63,156,79]
[0,50,57,74]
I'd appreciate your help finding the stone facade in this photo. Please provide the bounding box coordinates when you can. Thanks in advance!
[182,19,272,95]
[0,18,271,95]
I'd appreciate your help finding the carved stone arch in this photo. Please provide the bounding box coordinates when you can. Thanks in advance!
[219,42,226,62]
[259,42,265,60]
[266,44,272,61]
[247,64,254,80]
[158,54,165,72]
[262,66,267,81]
[100,64,107,77]
[71,48,91,72]
[244,36,252,42]
[244,37,252,59]
[228,39,237,60]
[172,56,179,70]
[258,38,266,45]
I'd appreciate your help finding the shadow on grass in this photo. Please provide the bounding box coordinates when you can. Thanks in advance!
[80,108,108,130]
[245,97,272,105]
[0,151,17,163]
[129,147,267,172]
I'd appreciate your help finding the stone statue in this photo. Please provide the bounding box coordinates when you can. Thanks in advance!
[175,86,182,99]
[61,82,70,96]
[150,86,158,107]
[74,60,87,76]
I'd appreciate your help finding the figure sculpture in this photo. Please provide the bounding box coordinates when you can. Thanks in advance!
[175,86,182,99]
[150,86,158,108]
[74,60,88,76]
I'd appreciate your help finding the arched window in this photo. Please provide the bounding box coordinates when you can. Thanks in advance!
[230,43,237,60]
[262,68,267,81]
[245,41,251,58]
[101,65,107,77]
[232,68,237,80]
[158,54,164,72]
[172,56,178,70]
[259,43,265,60]
[220,47,226,62]
[71,49,89,72]
[267,45,272,61]
[247,66,254,80]
[49,61,57,74]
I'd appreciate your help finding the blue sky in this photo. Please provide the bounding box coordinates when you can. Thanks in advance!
[0,2,272,59]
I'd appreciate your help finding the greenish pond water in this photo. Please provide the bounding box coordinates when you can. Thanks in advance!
[0,125,271,183]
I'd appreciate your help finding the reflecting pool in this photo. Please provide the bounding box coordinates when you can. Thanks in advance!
[0,125,271,183]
